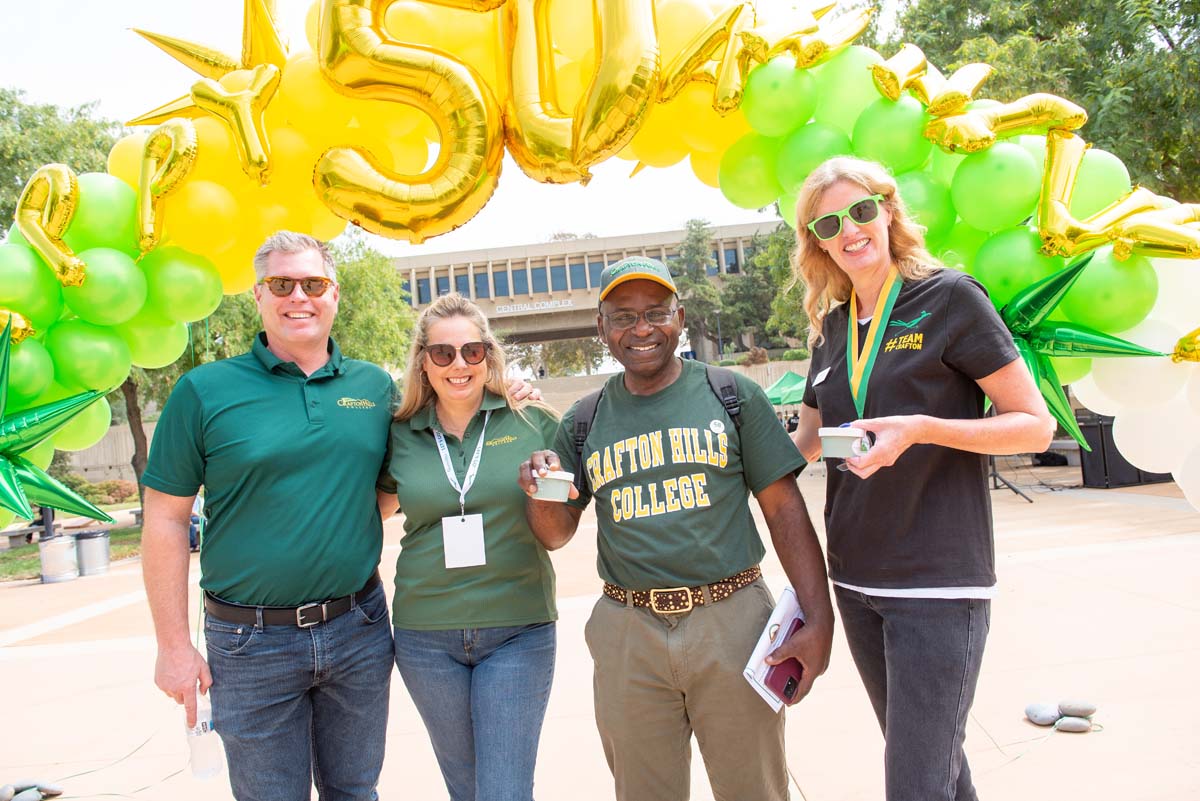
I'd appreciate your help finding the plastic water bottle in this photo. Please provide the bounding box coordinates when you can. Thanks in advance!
[186,694,222,780]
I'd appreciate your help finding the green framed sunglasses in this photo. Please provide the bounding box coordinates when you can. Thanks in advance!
[807,194,885,240]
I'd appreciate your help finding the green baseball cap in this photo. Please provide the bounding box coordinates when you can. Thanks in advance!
[598,256,678,302]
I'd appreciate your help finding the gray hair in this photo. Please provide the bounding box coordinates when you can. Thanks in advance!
[253,231,337,281]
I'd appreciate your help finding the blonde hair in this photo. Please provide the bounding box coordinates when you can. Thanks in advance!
[791,157,942,346]
[394,293,556,423]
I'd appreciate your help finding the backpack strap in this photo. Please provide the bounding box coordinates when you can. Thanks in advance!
[572,385,606,492]
[704,364,742,431]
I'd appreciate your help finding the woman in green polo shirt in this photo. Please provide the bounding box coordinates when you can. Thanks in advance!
[376,293,559,801]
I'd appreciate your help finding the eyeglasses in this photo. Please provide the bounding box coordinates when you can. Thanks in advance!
[260,275,335,297]
[807,194,885,240]
[425,341,490,366]
[604,306,678,330]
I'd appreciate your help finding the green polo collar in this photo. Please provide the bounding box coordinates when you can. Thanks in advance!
[251,332,344,378]
[410,390,508,432]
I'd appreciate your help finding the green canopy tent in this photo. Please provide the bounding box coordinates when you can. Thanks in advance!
[779,378,808,405]
[765,371,806,405]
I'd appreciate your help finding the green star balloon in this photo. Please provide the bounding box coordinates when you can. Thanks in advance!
[1000,254,1165,451]
[0,318,114,523]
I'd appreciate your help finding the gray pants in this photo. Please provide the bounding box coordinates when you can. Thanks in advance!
[834,586,990,801]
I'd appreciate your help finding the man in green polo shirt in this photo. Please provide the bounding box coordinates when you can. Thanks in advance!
[519,257,835,801]
[141,232,397,801]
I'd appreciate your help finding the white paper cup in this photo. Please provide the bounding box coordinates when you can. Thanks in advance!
[818,427,872,459]
[533,470,574,502]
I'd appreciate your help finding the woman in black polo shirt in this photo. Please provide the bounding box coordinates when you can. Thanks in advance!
[789,157,1054,801]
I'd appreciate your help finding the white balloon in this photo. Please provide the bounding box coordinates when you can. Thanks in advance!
[1071,374,1121,417]
[1111,398,1194,475]
[1092,318,1187,407]
[1150,257,1200,331]
[1174,444,1200,513]
[1188,369,1200,415]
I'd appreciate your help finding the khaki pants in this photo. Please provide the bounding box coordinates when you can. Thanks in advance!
[583,578,787,801]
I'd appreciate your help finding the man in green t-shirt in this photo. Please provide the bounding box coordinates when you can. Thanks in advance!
[519,257,834,801]
[141,232,397,801]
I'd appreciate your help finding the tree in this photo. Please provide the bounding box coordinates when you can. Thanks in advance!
[675,219,722,359]
[752,223,809,343]
[119,238,415,497]
[0,88,122,224]
[505,336,607,377]
[885,1,1200,200]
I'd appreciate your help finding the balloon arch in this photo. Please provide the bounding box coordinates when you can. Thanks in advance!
[1,0,1198,523]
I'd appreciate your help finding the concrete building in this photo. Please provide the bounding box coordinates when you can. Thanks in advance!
[394,220,782,359]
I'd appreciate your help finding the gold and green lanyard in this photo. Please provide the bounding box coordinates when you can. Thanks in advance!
[846,266,903,418]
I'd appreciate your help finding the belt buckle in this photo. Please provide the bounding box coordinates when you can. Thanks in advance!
[296,602,325,628]
[649,587,693,614]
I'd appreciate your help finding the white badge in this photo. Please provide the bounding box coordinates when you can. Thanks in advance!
[442,513,486,569]
[812,366,831,386]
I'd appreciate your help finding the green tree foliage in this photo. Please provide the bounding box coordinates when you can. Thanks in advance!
[0,88,121,224]
[886,1,1200,199]
[505,336,607,377]
[675,219,722,356]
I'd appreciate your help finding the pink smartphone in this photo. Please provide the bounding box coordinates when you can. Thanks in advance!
[764,618,805,705]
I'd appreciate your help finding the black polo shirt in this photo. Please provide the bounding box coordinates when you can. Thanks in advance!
[803,269,1019,589]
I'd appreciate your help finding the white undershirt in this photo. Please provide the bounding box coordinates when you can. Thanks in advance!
[833,581,997,600]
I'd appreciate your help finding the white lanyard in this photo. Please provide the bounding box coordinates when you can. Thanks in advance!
[432,410,491,519]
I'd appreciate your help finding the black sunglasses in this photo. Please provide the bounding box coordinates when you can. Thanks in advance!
[807,194,885,240]
[260,275,335,297]
[425,341,490,367]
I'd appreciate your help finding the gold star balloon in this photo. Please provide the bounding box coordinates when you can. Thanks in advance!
[0,319,114,523]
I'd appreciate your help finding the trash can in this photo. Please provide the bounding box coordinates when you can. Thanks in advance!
[76,529,111,576]
[38,534,79,583]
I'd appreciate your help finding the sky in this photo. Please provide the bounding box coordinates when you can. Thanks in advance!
[0,0,783,258]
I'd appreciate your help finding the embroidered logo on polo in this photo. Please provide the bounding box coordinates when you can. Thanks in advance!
[485,435,517,447]
[883,310,930,352]
[337,397,376,408]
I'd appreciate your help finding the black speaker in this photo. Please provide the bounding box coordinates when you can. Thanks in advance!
[1075,410,1173,489]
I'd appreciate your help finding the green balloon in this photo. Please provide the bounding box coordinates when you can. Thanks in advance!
[7,338,54,407]
[972,228,1065,309]
[719,133,784,210]
[1015,134,1047,175]
[1049,355,1092,385]
[852,96,931,174]
[141,246,225,323]
[6,222,29,247]
[936,221,989,272]
[1068,148,1131,220]
[776,122,852,193]
[63,247,147,326]
[1060,246,1157,333]
[812,46,884,135]
[43,319,132,391]
[62,173,139,256]
[895,171,955,244]
[930,147,964,186]
[114,307,190,368]
[951,142,1041,230]
[742,56,818,138]
[777,189,800,229]
[0,243,64,331]
[54,395,112,452]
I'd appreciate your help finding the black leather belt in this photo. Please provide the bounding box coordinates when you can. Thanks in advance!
[204,571,381,628]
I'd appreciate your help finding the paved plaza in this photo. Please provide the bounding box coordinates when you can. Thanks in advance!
[2,461,1197,800]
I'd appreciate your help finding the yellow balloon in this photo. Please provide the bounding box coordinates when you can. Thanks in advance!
[272,53,355,132]
[107,132,149,189]
[190,116,242,185]
[388,133,430,174]
[309,203,349,241]
[655,0,712,68]
[163,180,239,256]
[267,126,321,193]
[686,105,751,154]
[690,149,721,188]
[383,1,441,45]
[213,240,259,295]
[548,0,593,61]
[629,102,689,168]
[305,0,321,51]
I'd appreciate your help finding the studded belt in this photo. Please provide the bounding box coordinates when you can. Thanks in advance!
[602,566,762,615]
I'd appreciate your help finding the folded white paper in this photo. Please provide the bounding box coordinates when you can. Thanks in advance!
[743,586,806,713]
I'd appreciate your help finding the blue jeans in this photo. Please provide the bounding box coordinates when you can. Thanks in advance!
[835,587,991,801]
[393,622,556,801]
[205,584,394,801]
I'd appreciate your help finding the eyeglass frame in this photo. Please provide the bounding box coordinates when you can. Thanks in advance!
[806,194,886,241]
[602,304,680,331]
[259,275,337,297]
[424,341,492,367]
